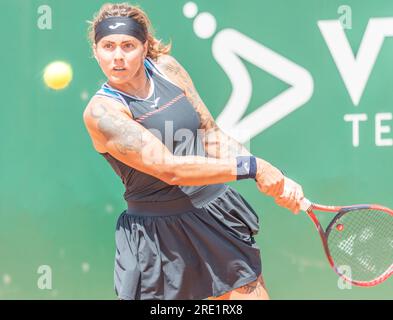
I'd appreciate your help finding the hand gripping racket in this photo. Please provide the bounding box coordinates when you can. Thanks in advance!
[300,198,393,287]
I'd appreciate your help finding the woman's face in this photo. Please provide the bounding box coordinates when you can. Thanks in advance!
[94,34,148,85]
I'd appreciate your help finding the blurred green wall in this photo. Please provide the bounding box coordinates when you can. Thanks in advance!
[1,0,392,299]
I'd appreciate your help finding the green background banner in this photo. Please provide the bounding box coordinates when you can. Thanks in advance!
[1,0,393,299]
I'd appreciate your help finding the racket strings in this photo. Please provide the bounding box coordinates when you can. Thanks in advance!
[327,209,393,282]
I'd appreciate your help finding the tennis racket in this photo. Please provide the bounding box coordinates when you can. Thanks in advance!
[300,198,393,287]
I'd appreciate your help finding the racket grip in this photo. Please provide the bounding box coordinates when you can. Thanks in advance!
[300,198,312,212]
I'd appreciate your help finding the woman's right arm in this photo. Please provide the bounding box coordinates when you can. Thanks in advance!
[83,96,284,196]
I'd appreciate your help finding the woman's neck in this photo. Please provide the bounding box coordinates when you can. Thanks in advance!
[108,68,151,99]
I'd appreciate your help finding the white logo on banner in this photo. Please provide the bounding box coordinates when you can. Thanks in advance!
[319,17,393,147]
[184,3,393,147]
[183,2,314,144]
[319,18,393,106]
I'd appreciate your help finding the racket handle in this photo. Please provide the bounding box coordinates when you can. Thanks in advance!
[300,198,312,212]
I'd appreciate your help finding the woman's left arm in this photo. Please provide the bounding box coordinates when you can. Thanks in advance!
[155,54,251,159]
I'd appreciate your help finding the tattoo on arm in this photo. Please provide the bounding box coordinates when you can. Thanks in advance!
[90,103,147,156]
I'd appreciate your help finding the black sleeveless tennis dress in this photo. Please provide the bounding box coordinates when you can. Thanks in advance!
[94,58,262,300]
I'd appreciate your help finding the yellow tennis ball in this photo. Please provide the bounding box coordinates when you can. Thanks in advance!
[43,61,73,90]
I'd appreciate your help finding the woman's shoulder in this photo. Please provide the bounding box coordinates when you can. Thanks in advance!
[83,95,131,118]
[154,54,177,66]
[83,95,133,154]
[83,95,134,132]
[153,55,187,91]
[154,54,187,75]
[84,95,131,118]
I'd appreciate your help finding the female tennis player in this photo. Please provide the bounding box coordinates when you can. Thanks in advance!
[83,3,304,300]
